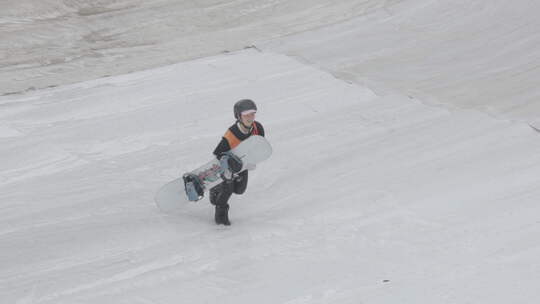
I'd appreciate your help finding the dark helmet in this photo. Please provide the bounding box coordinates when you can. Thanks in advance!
[233,99,257,119]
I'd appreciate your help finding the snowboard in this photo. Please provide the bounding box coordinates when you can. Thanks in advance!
[155,135,272,212]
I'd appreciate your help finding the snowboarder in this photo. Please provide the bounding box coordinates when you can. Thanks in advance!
[210,99,265,225]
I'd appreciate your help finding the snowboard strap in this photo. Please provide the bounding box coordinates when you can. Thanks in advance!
[224,130,242,149]
[252,121,259,135]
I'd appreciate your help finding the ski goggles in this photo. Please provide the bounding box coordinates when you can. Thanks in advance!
[241,109,257,116]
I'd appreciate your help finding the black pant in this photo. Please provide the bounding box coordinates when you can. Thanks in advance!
[209,170,248,206]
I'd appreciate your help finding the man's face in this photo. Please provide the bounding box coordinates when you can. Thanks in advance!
[240,112,256,126]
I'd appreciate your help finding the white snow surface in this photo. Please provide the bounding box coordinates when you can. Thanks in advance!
[1,0,386,95]
[264,0,540,126]
[2,1,540,303]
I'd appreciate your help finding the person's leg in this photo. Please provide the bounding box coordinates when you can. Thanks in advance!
[209,181,233,225]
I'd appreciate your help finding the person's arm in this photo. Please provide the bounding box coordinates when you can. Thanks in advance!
[213,137,243,177]
[213,137,231,158]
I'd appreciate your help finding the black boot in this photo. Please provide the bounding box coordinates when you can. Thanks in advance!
[215,204,231,226]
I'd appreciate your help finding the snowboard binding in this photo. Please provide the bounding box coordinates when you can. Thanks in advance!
[183,173,204,201]
[219,152,243,175]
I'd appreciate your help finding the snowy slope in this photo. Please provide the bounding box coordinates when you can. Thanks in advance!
[2,1,540,303]
[264,0,540,125]
[3,48,540,303]
[1,0,389,95]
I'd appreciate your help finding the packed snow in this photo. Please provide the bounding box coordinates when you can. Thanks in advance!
[264,0,540,126]
[2,1,540,303]
[1,0,387,95]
